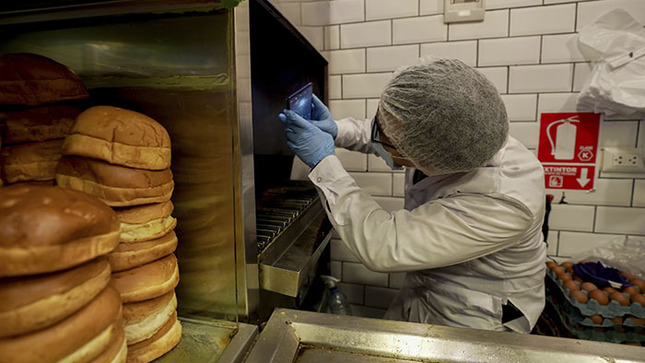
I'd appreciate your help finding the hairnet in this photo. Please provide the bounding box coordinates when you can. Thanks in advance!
[378,58,508,175]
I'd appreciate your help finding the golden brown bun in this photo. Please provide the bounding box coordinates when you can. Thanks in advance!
[2,105,80,144]
[55,156,174,207]
[111,253,179,303]
[0,139,63,184]
[114,201,174,224]
[93,320,127,363]
[120,215,177,243]
[108,231,178,272]
[0,184,120,277]
[126,311,181,363]
[0,286,122,363]
[123,291,177,345]
[0,53,89,106]
[0,257,111,338]
[63,106,171,170]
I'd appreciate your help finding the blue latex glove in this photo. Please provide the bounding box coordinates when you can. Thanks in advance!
[310,94,338,139]
[279,109,335,168]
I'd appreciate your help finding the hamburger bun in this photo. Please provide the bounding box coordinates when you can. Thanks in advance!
[115,201,176,243]
[63,106,171,170]
[0,257,111,338]
[123,291,177,345]
[93,320,127,363]
[120,216,177,243]
[108,231,178,272]
[2,105,80,144]
[0,139,63,184]
[126,311,181,363]
[0,53,89,106]
[0,286,122,363]
[0,184,120,277]
[111,253,179,303]
[55,156,174,207]
[114,201,174,224]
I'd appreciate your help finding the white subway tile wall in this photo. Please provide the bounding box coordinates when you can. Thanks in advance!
[479,36,541,67]
[448,10,509,41]
[326,48,365,74]
[393,16,446,44]
[273,0,645,319]
[541,34,587,63]
[366,0,418,21]
[510,4,576,36]
[509,64,574,93]
[558,231,623,257]
[420,40,477,66]
[365,286,399,308]
[329,99,366,119]
[367,45,419,72]
[501,94,538,121]
[477,67,508,93]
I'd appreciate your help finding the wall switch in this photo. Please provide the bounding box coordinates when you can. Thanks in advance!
[444,0,485,23]
[601,147,645,173]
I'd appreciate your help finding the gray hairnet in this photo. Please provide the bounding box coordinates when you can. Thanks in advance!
[378,58,508,175]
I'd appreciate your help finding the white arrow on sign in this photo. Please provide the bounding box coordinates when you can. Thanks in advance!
[577,167,590,187]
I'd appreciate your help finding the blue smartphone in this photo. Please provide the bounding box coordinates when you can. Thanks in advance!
[286,82,313,120]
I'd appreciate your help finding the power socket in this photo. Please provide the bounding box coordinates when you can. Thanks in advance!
[602,147,645,173]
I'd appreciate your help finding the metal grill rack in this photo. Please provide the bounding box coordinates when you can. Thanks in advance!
[255,182,320,253]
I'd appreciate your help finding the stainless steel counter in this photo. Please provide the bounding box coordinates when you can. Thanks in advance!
[245,309,645,363]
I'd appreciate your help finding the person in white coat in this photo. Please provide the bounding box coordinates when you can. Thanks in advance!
[279,59,546,333]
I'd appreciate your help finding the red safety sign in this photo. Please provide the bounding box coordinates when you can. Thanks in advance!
[537,112,601,190]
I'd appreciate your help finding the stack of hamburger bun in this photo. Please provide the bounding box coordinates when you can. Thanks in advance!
[56,105,181,362]
[0,53,87,186]
[0,184,126,362]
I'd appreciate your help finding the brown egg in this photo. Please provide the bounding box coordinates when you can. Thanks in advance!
[590,314,603,324]
[581,282,598,292]
[603,287,617,295]
[631,294,645,308]
[630,278,645,292]
[557,272,573,283]
[573,274,584,283]
[626,316,645,327]
[620,271,635,280]
[611,316,623,325]
[571,290,588,304]
[609,292,630,306]
[589,289,609,305]
[623,286,640,296]
[550,266,565,275]
[563,280,580,292]
[546,261,557,269]
[561,261,574,273]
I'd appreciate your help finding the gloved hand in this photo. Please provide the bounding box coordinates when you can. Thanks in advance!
[279,109,335,168]
[310,94,338,139]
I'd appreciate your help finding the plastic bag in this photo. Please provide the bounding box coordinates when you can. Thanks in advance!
[576,9,645,118]
[569,236,645,279]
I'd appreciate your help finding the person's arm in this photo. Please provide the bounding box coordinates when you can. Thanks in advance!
[310,157,534,272]
[334,117,374,154]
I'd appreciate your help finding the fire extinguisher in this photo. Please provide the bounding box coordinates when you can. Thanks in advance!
[547,116,580,160]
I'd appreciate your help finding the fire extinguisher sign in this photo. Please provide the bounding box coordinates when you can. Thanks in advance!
[538,113,601,190]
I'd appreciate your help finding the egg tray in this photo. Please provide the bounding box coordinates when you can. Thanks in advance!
[545,295,645,344]
[546,269,645,319]
[546,278,645,330]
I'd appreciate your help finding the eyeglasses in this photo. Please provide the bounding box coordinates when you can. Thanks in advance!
[370,117,397,150]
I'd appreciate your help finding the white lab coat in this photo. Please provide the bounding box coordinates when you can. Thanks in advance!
[309,117,546,333]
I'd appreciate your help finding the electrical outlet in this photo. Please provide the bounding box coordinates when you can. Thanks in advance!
[601,147,645,173]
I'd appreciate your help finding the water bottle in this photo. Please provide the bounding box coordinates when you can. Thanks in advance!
[321,275,352,316]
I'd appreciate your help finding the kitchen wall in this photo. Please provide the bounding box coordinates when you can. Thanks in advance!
[272,0,645,318]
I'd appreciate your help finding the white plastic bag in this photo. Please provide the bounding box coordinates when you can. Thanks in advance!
[576,9,645,118]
